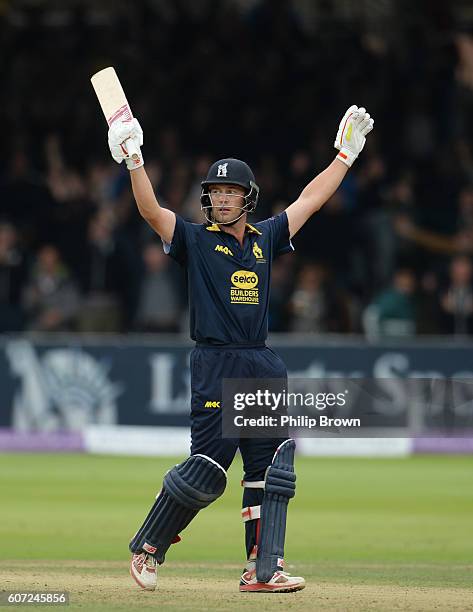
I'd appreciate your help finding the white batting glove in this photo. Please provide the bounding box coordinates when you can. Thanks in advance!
[334,105,374,167]
[108,118,144,170]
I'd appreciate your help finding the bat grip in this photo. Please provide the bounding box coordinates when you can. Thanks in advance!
[124,137,140,161]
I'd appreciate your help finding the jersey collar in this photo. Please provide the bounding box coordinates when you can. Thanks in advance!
[205,222,262,235]
[245,223,262,235]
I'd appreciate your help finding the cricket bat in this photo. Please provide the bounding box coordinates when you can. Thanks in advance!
[90,66,140,161]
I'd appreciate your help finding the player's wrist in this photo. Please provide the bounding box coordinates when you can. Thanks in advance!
[126,154,144,170]
[336,147,357,168]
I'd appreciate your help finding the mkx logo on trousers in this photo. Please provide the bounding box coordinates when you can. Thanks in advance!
[205,401,220,408]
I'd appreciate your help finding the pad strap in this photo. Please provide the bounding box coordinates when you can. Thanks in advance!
[241,480,265,489]
[241,505,261,522]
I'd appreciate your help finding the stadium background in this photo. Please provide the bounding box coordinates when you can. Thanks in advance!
[1,2,472,610]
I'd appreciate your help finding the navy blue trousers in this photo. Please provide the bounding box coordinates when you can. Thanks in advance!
[190,345,288,558]
[190,345,287,472]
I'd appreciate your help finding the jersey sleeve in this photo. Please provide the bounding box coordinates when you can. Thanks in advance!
[263,211,294,259]
[162,214,189,265]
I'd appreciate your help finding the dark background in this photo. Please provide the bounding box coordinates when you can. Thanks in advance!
[2,0,473,337]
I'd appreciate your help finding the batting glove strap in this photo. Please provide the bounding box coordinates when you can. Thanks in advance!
[336,147,358,168]
[125,149,144,170]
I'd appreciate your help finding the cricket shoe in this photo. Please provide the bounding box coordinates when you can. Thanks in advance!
[239,563,305,593]
[130,552,157,590]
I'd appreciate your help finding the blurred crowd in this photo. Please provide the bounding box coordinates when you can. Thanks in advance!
[2,0,473,337]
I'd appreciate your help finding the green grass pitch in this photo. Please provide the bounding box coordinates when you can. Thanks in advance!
[0,453,472,610]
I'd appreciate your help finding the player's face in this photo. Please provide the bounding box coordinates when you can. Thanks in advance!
[208,184,246,224]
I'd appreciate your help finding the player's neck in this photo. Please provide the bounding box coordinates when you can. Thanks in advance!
[219,215,247,246]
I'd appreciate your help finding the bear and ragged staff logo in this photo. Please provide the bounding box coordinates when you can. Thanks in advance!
[253,241,266,263]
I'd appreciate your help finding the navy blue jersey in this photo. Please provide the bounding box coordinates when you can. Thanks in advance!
[164,212,293,345]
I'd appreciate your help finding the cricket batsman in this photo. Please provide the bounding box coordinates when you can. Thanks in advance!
[107,105,374,592]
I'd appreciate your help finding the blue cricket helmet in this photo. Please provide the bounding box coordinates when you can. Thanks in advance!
[200,158,260,220]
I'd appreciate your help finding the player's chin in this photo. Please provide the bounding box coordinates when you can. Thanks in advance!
[215,210,241,224]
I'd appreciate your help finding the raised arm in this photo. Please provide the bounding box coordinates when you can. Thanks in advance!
[285,159,348,238]
[129,167,175,244]
[108,119,176,244]
[285,106,374,239]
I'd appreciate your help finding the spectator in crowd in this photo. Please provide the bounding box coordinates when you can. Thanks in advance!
[439,255,473,335]
[363,268,417,338]
[76,208,136,332]
[134,242,182,333]
[294,191,354,288]
[44,133,96,268]
[394,186,473,259]
[0,222,27,332]
[289,262,352,333]
[384,173,418,268]
[349,152,390,294]
[416,271,443,335]
[21,244,80,331]
[1,151,56,249]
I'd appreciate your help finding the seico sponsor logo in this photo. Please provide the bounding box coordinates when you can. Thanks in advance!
[231,271,258,289]
[230,270,259,304]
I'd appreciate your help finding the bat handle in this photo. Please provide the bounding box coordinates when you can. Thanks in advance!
[124,137,140,161]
